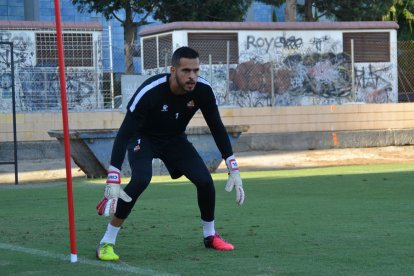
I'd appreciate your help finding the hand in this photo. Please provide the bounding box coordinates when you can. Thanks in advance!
[224,155,245,205]
[96,165,132,216]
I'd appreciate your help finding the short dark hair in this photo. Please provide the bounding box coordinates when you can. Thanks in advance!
[171,46,199,67]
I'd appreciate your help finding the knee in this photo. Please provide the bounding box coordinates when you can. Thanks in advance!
[117,176,151,220]
[195,177,215,193]
[124,174,151,199]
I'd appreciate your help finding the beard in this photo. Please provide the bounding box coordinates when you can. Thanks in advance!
[175,75,196,93]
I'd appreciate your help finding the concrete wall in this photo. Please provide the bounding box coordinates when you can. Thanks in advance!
[2,103,414,142]
[2,103,414,161]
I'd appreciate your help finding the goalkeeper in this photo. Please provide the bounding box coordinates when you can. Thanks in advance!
[96,46,245,261]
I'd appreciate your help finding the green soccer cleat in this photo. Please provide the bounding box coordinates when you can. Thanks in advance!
[96,243,120,261]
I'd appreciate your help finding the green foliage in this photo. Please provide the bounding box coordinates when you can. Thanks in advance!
[313,0,394,21]
[259,0,396,23]
[70,0,158,74]
[71,0,155,24]
[1,164,414,275]
[383,0,414,40]
[272,8,278,22]
[152,0,253,22]
[256,0,285,22]
[255,0,285,7]
[72,0,253,23]
[70,0,254,73]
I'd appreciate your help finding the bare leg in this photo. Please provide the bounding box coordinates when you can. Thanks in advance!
[110,215,125,227]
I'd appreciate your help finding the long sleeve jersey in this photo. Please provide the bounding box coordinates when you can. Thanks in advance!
[110,73,233,169]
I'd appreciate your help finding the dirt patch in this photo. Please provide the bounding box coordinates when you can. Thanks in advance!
[0,159,86,184]
[216,145,414,172]
[2,145,414,184]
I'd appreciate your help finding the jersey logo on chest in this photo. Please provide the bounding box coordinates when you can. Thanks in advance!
[161,104,169,112]
[187,100,195,110]
[160,104,180,119]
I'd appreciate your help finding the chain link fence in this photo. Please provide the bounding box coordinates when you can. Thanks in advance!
[0,42,13,107]
[397,41,414,102]
[1,28,414,113]
[0,27,123,113]
[141,37,408,107]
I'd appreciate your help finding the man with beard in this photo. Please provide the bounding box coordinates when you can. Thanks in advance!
[96,46,245,261]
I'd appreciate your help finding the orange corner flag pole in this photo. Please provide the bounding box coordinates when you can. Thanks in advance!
[53,0,77,263]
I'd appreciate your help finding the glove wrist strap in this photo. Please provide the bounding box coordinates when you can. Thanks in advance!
[107,165,121,184]
[225,155,239,171]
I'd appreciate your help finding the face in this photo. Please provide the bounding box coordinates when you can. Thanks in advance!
[170,57,200,94]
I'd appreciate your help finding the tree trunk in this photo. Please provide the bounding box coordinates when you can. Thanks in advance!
[123,4,137,75]
[285,0,296,22]
[304,0,315,21]
[124,22,136,74]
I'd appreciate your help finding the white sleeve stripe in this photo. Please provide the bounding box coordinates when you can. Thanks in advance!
[197,77,218,106]
[129,76,167,112]
[197,77,211,86]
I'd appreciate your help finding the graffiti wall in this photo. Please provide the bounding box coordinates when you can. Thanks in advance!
[0,29,103,112]
[141,26,397,108]
[230,30,397,106]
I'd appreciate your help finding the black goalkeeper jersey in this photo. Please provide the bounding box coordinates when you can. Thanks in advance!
[110,73,233,169]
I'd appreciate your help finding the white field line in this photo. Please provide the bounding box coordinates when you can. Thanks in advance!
[0,243,179,276]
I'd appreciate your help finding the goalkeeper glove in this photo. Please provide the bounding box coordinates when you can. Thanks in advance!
[225,155,245,205]
[96,165,132,216]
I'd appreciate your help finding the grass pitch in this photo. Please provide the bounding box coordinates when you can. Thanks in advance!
[0,163,413,275]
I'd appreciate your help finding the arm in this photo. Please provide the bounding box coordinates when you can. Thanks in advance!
[97,112,144,216]
[200,91,245,205]
[200,98,233,160]
[110,113,139,169]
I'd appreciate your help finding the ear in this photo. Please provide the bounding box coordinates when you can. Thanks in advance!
[170,66,175,74]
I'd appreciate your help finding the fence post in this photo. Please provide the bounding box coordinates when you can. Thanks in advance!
[0,42,19,184]
[108,24,115,108]
[271,62,275,107]
[11,43,17,184]
[225,41,230,104]
[164,52,168,72]
[351,39,356,102]
[209,54,212,84]
[94,40,99,108]
[156,35,160,71]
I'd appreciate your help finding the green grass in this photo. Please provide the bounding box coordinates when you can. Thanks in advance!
[1,163,414,275]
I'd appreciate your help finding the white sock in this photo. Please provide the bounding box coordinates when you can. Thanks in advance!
[202,220,215,238]
[100,223,121,245]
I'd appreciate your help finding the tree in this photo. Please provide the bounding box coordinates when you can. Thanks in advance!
[153,0,253,22]
[259,0,394,23]
[254,0,284,7]
[255,0,298,22]
[302,0,315,21]
[312,0,394,21]
[297,0,329,22]
[71,0,157,74]
[383,0,414,40]
[72,0,253,74]
[284,0,296,21]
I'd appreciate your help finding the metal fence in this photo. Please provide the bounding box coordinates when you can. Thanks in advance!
[0,27,123,113]
[128,38,413,108]
[1,29,414,113]
[144,38,401,107]
[397,41,414,102]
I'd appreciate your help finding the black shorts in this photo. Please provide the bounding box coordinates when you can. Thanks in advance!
[127,133,211,180]
[115,133,215,220]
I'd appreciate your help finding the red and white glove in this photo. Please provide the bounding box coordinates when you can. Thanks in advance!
[96,165,132,217]
[225,155,245,205]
